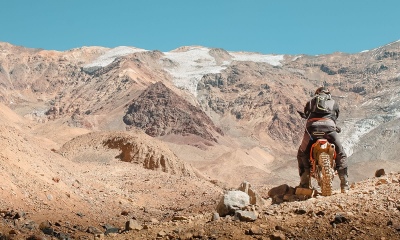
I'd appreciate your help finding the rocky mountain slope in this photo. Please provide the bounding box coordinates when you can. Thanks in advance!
[1,41,399,186]
[123,81,223,143]
[0,40,399,239]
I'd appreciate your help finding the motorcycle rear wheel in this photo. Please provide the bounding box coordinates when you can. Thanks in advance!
[318,152,334,196]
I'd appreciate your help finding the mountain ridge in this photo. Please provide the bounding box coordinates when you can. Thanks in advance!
[0,40,399,239]
[1,40,399,186]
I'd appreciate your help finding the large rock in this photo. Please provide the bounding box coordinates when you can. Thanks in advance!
[268,184,289,198]
[267,184,316,203]
[216,190,250,217]
[238,181,266,206]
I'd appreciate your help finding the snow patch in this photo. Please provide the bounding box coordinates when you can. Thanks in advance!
[341,118,379,157]
[162,46,284,96]
[291,56,302,61]
[342,108,400,157]
[83,46,147,73]
[361,97,381,106]
[229,52,284,66]
[162,46,226,96]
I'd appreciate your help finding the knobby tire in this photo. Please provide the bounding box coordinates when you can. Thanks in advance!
[319,152,333,196]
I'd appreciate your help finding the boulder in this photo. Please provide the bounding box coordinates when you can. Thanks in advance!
[238,181,266,206]
[216,190,250,217]
[268,184,289,198]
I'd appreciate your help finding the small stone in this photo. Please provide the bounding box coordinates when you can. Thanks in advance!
[76,212,84,217]
[376,179,388,185]
[270,231,286,240]
[54,231,70,240]
[248,226,263,235]
[104,224,119,235]
[121,210,129,216]
[331,214,349,225]
[39,221,52,232]
[86,226,103,234]
[172,215,188,221]
[125,219,143,231]
[294,209,307,215]
[104,227,119,235]
[13,211,25,219]
[275,225,285,231]
[375,169,385,177]
[41,227,54,235]
[234,210,257,222]
[316,211,325,216]
[211,212,220,221]
[94,233,104,240]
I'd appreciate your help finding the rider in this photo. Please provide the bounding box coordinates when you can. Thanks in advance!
[297,86,349,193]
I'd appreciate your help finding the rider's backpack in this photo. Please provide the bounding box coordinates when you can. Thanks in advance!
[311,93,334,114]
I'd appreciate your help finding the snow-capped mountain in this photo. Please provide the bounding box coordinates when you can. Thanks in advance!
[0,40,399,185]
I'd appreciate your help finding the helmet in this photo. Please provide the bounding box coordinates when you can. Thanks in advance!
[315,86,330,94]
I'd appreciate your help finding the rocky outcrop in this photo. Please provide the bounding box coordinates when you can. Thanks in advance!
[123,81,224,142]
[58,130,196,176]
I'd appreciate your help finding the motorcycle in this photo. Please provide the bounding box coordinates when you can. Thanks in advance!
[297,111,338,196]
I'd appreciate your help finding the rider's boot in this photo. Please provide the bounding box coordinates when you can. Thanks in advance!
[299,168,311,189]
[338,168,349,193]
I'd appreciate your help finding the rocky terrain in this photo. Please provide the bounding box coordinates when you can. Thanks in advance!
[0,40,399,239]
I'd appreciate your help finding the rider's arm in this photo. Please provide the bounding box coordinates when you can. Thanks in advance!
[304,100,312,116]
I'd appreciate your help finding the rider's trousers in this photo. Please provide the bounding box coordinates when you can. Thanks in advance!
[297,119,347,176]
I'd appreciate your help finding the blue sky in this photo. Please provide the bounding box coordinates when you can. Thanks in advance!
[1,0,399,55]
